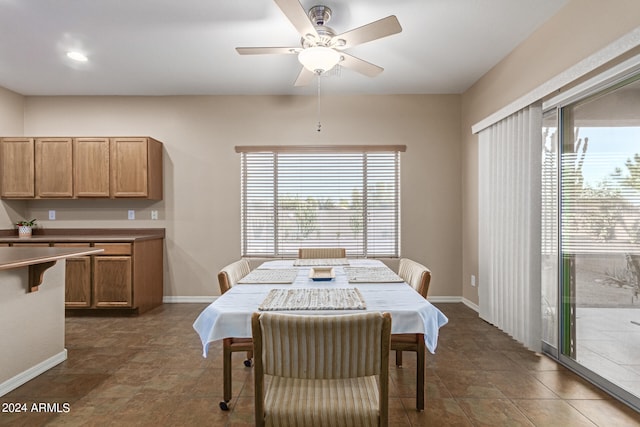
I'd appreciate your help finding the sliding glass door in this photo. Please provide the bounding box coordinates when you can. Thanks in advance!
[542,109,559,353]
[545,75,640,409]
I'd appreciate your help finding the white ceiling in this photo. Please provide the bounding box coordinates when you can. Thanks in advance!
[0,0,567,96]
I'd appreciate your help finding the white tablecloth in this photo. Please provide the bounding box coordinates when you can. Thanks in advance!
[193,259,449,356]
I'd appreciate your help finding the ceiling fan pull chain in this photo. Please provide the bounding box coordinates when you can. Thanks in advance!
[316,72,322,132]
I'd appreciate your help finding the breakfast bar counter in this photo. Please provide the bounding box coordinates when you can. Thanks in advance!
[0,246,103,397]
[0,246,104,275]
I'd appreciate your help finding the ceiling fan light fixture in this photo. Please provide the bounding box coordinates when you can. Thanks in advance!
[66,51,88,62]
[298,46,341,74]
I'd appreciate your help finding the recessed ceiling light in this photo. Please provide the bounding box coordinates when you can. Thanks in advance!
[66,51,88,62]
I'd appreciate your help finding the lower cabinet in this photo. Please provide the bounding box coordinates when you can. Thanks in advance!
[55,243,91,308]
[66,256,92,308]
[93,256,132,307]
[51,238,162,314]
[91,243,132,308]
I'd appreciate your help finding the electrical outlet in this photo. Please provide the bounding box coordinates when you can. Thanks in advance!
[48,210,56,220]
[471,275,476,287]
[151,210,158,220]
[128,210,135,220]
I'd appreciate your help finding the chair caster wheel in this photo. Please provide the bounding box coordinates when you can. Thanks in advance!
[219,401,229,411]
[244,359,252,367]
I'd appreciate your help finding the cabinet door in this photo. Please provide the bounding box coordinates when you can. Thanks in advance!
[93,256,132,307]
[55,243,92,308]
[110,137,149,198]
[74,138,110,197]
[64,257,92,307]
[0,138,35,198]
[35,138,73,198]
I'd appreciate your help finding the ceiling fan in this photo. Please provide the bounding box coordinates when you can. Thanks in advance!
[236,0,402,86]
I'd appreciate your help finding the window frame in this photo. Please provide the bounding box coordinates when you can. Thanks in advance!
[237,145,405,258]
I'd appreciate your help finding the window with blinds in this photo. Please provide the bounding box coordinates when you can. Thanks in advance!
[238,146,403,258]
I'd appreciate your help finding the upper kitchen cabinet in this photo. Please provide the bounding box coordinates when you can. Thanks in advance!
[0,137,74,199]
[35,137,74,198]
[1,138,35,198]
[74,137,110,198]
[110,137,163,200]
[0,136,163,200]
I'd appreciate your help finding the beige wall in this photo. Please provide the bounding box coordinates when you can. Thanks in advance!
[0,262,66,389]
[461,0,640,305]
[9,94,462,298]
[0,86,28,227]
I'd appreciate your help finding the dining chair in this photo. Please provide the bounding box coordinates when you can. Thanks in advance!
[252,311,392,427]
[217,258,253,411]
[392,258,431,411]
[297,247,346,259]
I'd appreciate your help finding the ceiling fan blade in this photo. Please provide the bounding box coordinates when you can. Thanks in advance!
[294,67,315,86]
[274,0,319,41]
[339,53,384,77]
[236,47,300,55]
[333,15,402,49]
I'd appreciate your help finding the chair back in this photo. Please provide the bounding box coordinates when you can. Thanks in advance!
[252,312,391,379]
[217,259,251,294]
[398,258,431,298]
[298,247,346,259]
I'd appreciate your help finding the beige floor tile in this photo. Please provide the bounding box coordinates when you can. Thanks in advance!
[513,399,597,426]
[457,398,535,427]
[2,303,638,427]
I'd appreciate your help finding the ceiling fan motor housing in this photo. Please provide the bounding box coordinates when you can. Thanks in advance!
[308,5,331,26]
[302,26,336,48]
[301,5,337,47]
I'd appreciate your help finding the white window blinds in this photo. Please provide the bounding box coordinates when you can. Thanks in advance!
[238,146,403,258]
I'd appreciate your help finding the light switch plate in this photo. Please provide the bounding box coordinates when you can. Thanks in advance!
[128,210,135,220]
[151,210,158,220]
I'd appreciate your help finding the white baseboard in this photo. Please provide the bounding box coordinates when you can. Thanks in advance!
[462,298,479,312]
[427,296,479,312]
[428,296,463,303]
[0,350,67,397]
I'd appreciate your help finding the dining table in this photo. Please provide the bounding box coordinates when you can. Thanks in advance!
[193,258,449,357]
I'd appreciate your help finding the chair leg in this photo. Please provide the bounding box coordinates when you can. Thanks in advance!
[416,340,425,411]
[244,350,253,367]
[395,350,403,367]
[221,341,232,410]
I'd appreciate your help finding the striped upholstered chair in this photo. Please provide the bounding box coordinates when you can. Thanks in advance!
[392,258,431,411]
[252,312,391,427]
[217,258,253,411]
[298,247,346,259]
[217,258,251,294]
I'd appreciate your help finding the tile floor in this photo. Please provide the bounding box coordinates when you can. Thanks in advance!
[2,303,640,426]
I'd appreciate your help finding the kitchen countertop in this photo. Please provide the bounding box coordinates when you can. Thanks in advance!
[0,228,165,244]
[0,247,104,271]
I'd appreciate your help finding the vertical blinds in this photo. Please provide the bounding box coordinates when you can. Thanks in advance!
[239,146,402,258]
[478,103,542,352]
